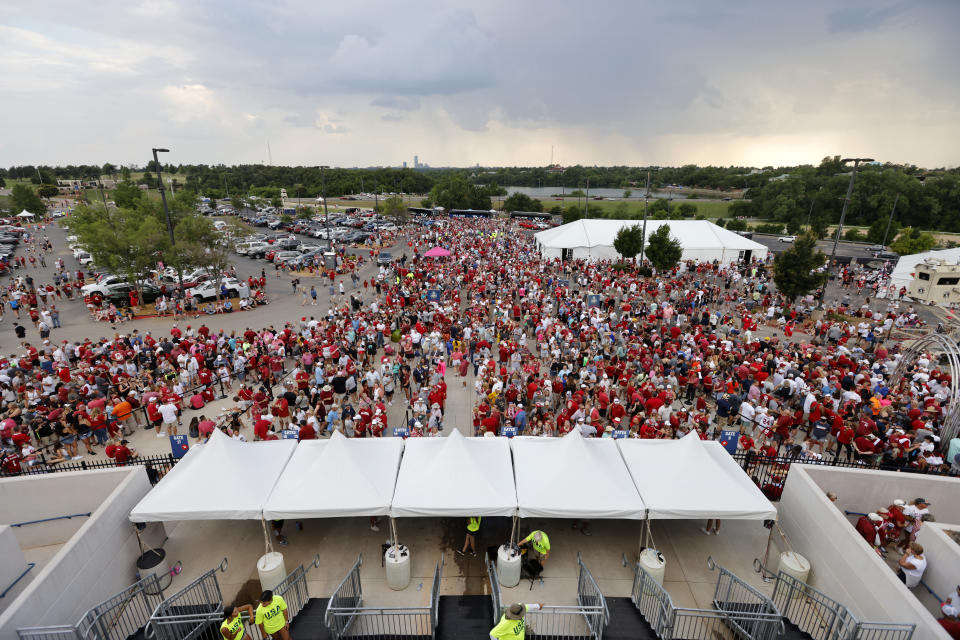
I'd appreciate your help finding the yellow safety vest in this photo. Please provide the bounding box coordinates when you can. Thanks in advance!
[468,517,481,532]
[220,615,244,640]
[254,595,287,634]
[524,531,550,554]
[490,612,527,640]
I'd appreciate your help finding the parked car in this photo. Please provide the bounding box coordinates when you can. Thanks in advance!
[81,275,128,296]
[188,278,242,302]
[273,251,301,265]
[777,236,796,243]
[866,245,886,253]
[377,252,393,266]
[102,283,163,307]
[245,242,271,258]
[874,251,899,260]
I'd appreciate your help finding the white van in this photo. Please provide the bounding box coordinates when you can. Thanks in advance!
[213,220,228,231]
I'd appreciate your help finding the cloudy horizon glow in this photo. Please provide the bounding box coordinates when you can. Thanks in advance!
[1,0,958,169]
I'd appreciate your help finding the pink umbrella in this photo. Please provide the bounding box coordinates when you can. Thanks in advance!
[424,246,451,257]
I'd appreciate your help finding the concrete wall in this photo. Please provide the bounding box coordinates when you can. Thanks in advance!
[779,466,953,640]
[0,468,160,639]
[803,466,960,524]
[0,526,29,617]
[916,523,960,609]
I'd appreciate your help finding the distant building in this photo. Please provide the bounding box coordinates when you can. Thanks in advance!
[402,161,407,169]
[414,155,419,168]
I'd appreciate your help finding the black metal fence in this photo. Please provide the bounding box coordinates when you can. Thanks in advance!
[730,450,953,501]
[1,453,178,485]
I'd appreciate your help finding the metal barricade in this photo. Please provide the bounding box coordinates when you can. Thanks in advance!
[624,555,783,640]
[146,558,228,640]
[17,573,164,640]
[710,557,783,640]
[487,555,607,640]
[768,567,914,640]
[325,553,444,640]
[144,555,320,640]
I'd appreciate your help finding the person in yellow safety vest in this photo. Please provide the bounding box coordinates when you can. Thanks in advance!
[520,530,550,563]
[255,590,290,640]
[458,516,481,557]
[220,603,255,640]
[490,602,542,640]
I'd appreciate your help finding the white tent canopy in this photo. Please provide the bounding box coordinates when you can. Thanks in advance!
[129,430,297,522]
[390,431,517,517]
[16,210,34,218]
[511,431,646,519]
[618,433,776,520]
[263,432,403,520]
[534,219,767,264]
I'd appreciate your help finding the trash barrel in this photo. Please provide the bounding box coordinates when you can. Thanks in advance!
[257,552,287,592]
[385,545,411,590]
[777,551,811,596]
[137,549,172,595]
[497,544,522,588]
[639,548,666,592]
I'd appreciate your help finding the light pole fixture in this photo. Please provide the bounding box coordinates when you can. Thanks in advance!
[152,147,184,295]
[831,157,874,258]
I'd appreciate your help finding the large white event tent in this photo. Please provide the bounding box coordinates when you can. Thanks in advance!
[129,430,297,522]
[618,433,776,520]
[534,219,767,264]
[390,431,517,517]
[510,431,646,519]
[263,432,403,520]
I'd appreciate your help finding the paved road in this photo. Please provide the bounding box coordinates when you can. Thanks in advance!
[0,220,480,461]
[751,233,889,262]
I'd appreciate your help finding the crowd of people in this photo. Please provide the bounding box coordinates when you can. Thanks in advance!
[1,217,958,486]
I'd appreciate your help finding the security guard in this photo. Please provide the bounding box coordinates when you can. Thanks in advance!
[520,530,551,564]
[490,602,542,640]
[220,603,254,640]
[255,590,290,640]
[458,516,481,557]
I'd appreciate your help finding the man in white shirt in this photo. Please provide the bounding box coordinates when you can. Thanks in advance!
[897,543,927,588]
[158,401,179,437]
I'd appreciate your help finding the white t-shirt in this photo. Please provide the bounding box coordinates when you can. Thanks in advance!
[158,403,179,424]
[901,554,927,588]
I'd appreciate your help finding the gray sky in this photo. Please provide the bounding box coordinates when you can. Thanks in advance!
[1,0,958,168]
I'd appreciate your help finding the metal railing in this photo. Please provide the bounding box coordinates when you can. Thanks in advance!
[767,566,915,640]
[1,453,179,485]
[145,558,227,640]
[17,573,164,640]
[144,554,320,640]
[487,555,608,640]
[325,553,444,640]
[624,555,783,640]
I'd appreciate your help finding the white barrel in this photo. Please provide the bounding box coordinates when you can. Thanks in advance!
[385,545,411,590]
[257,552,287,592]
[497,544,522,588]
[639,548,666,591]
[136,549,171,594]
[777,551,811,594]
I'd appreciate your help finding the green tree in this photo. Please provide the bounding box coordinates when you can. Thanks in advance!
[271,196,282,209]
[773,233,828,301]
[890,227,936,255]
[785,218,802,235]
[645,224,683,273]
[11,183,45,214]
[613,224,644,262]
[120,166,132,181]
[0,176,5,188]
[37,184,59,198]
[379,196,408,223]
[428,174,491,210]
[112,182,143,209]
[562,205,582,224]
[502,192,543,213]
[843,228,867,241]
[677,203,698,217]
[810,213,829,239]
[866,216,899,245]
[725,218,748,232]
[297,206,314,219]
[102,163,116,177]
[623,189,632,199]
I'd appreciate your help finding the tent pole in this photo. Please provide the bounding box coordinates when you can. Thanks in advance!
[261,516,274,555]
[509,515,518,549]
[390,517,399,553]
[759,520,776,582]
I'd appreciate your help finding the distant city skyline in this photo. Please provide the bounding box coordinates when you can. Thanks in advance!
[0,1,957,168]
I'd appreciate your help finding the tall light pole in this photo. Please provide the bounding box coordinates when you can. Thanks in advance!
[152,147,184,296]
[638,168,659,266]
[831,157,874,259]
[881,192,900,249]
[320,165,330,241]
